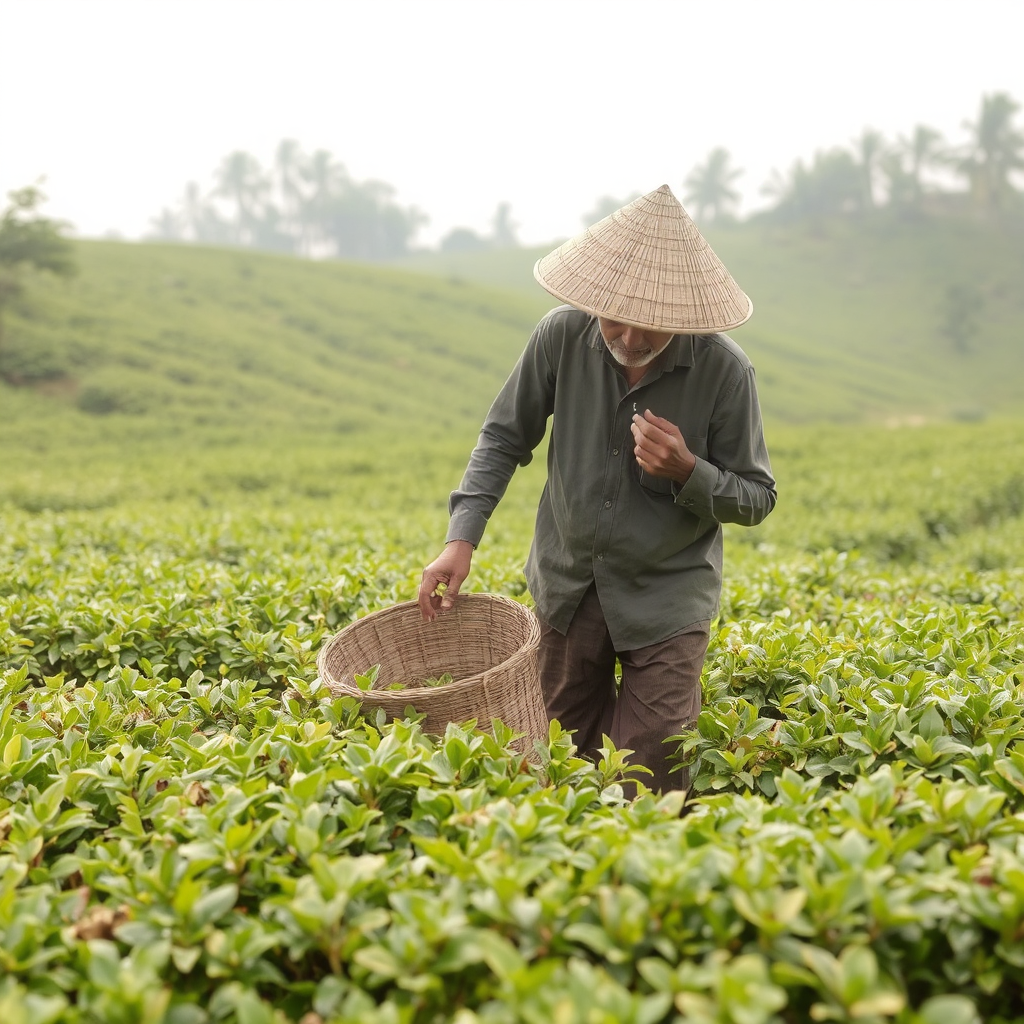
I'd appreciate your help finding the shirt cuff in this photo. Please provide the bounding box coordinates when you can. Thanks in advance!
[446,509,487,547]
[672,456,719,520]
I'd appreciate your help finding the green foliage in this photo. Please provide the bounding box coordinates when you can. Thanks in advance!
[0,229,1022,1019]
[763,148,864,222]
[939,284,983,353]
[0,185,75,382]
[0,240,543,444]
[151,142,426,259]
[2,221,1024,440]
[956,92,1024,214]
[1,412,1023,1020]
[0,187,75,282]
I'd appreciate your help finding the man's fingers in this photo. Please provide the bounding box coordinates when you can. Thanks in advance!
[633,429,665,458]
[419,541,474,620]
[642,409,678,432]
[635,410,683,443]
[417,575,441,619]
[434,570,459,609]
[632,412,667,443]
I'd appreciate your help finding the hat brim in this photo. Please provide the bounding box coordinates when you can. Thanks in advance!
[533,186,753,335]
[533,258,754,334]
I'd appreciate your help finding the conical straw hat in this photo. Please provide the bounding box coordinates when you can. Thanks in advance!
[534,185,752,333]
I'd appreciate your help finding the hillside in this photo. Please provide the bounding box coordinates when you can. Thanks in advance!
[2,219,1023,481]
[0,241,542,449]
[402,213,1024,422]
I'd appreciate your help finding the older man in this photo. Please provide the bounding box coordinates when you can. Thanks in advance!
[418,185,776,794]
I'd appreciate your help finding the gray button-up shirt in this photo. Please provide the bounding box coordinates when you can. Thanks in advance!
[446,305,777,649]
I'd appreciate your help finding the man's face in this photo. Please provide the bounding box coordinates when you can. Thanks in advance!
[598,317,675,369]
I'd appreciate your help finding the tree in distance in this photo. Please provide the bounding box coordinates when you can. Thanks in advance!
[876,125,947,215]
[939,283,984,354]
[150,141,427,260]
[0,185,75,383]
[490,202,518,249]
[901,125,946,207]
[684,147,743,223]
[878,149,918,211]
[762,148,862,226]
[755,91,1021,226]
[852,128,885,210]
[439,203,520,252]
[955,92,1024,215]
[215,151,270,247]
[439,227,491,253]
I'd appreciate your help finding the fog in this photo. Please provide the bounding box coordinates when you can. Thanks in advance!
[3,0,1023,245]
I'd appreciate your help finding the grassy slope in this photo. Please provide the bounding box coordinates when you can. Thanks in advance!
[402,213,1024,422]
[1,220,1022,508]
[0,241,541,451]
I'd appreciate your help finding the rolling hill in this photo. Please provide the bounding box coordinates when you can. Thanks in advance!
[0,241,543,442]
[403,212,1024,422]
[2,216,1022,488]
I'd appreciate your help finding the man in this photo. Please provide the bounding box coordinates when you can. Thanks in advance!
[417,185,776,794]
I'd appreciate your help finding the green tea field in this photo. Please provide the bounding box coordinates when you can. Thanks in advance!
[2,238,1024,1023]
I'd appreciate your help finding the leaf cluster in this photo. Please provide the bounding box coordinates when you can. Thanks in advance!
[1,416,1023,1021]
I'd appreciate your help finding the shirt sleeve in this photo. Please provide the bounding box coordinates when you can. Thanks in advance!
[672,363,777,527]
[446,319,557,546]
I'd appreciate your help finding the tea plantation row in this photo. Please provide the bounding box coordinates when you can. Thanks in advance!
[2,420,1024,1023]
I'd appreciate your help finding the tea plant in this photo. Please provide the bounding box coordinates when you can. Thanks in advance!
[1,417,1023,1022]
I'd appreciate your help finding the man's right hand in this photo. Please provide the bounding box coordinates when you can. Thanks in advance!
[418,540,474,621]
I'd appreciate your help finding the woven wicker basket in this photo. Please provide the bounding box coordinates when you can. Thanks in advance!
[316,594,548,747]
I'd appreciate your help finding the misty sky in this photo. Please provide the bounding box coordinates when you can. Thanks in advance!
[3,0,1023,247]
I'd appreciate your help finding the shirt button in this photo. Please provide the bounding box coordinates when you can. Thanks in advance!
[603,500,612,509]
[597,553,604,560]
[612,448,620,456]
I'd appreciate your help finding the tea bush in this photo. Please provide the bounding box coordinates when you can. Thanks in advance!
[1,418,1023,1022]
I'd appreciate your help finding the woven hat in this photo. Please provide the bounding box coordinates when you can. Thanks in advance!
[534,185,752,333]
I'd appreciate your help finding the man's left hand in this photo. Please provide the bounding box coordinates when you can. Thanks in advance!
[631,410,697,485]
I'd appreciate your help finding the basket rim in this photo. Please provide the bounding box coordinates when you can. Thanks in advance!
[315,594,540,708]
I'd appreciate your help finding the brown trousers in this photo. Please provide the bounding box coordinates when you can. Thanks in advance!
[537,584,708,796]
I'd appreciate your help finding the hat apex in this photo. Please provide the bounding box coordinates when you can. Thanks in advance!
[533,185,752,334]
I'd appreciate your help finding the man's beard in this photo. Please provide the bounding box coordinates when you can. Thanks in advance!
[604,338,663,368]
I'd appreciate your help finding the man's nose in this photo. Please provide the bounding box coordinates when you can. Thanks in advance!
[621,327,646,349]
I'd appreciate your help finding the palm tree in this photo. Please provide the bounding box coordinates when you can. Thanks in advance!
[214,151,268,245]
[180,181,225,243]
[957,92,1024,213]
[899,124,945,205]
[274,139,306,253]
[762,150,861,224]
[878,151,915,209]
[148,207,183,241]
[302,149,349,255]
[684,148,743,222]
[490,202,518,248]
[853,128,885,210]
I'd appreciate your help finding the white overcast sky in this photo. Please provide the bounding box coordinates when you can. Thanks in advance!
[2,0,1023,246]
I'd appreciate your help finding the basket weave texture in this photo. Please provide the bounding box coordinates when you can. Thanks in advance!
[316,594,548,746]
